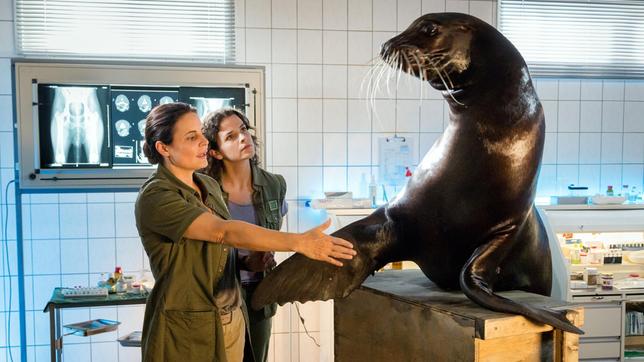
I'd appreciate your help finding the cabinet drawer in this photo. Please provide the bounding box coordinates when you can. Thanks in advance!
[573,295,622,303]
[579,340,621,360]
[581,303,622,337]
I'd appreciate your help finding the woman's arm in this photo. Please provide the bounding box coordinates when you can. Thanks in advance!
[185,212,355,266]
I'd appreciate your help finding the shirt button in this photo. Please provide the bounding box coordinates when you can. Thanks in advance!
[223,248,227,252]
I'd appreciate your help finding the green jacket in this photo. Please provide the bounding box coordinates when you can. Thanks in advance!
[135,163,231,362]
[217,163,286,320]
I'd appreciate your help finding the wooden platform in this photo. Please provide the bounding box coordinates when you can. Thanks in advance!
[334,270,584,362]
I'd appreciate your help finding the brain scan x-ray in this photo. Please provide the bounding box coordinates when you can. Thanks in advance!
[111,88,178,166]
[38,85,111,168]
[114,94,130,112]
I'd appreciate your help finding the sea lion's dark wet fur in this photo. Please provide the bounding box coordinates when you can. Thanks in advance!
[253,13,582,334]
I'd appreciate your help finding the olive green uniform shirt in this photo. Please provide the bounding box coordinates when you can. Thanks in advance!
[135,163,231,362]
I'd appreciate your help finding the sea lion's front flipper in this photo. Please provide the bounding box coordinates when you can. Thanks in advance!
[251,207,401,310]
[459,230,584,335]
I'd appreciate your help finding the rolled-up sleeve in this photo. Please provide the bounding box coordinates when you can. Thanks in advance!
[136,185,206,243]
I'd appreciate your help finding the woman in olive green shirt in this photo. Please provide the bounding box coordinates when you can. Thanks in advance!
[135,102,355,362]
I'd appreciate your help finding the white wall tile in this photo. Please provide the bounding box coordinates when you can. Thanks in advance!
[600,133,623,164]
[264,64,273,98]
[469,1,495,25]
[323,0,348,30]
[422,0,446,13]
[323,166,347,191]
[542,133,557,164]
[347,31,372,65]
[60,193,87,203]
[446,0,470,13]
[541,100,558,133]
[273,133,298,166]
[115,203,137,238]
[87,193,114,203]
[579,133,601,164]
[246,28,272,64]
[556,165,579,194]
[272,29,297,63]
[0,95,12,132]
[557,101,580,132]
[246,0,271,28]
[30,204,59,239]
[396,100,420,133]
[558,80,580,100]
[623,164,644,193]
[60,239,88,274]
[88,238,116,273]
[420,99,444,132]
[323,65,347,98]
[537,164,557,196]
[624,102,644,132]
[59,204,88,238]
[31,239,61,275]
[298,65,323,98]
[298,0,322,29]
[32,275,60,314]
[0,131,14,167]
[297,30,322,64]
[0,58,11,94]
[372,31,396,62]
[579,165,601,195]
[272,64,298,98]
[323,99,347,132]
[272,0,297,28]
[87,204,116,238]
[114,192,137,203]
[535,79,558,101]
[397,0,421,31]
[396,72,421,99]
[272,166,298,200]
[323,31,348,64]
[116,237,144,272]
[0,21,14,57]
[347,166,372,197]
[347,99,371,132]
[580,101,602,132]
[348,133,371,165]
[348,0,372,31]
[603,80,625,101]
[323,133,346,165]
[580,80,603,100]
[625,82,644,101]
[298,167,323,198]
[273,99,298,132]
[234,0,246,28]
[373,0,397,31]
[556,133,579,164]
[298,99,323,132]
[0,0,12,21]
[372,99,396,132]
[601,101,624,132]
[347,65,370,98]
[623,133,644,164]
[298,133,323,165]
[600,164,622,194]
[235,28,246,63]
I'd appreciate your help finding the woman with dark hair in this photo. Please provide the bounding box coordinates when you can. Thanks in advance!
[135,102,355,362]
[201,108,282,362]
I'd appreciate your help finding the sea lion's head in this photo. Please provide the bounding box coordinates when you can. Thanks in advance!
[380,13,513,93]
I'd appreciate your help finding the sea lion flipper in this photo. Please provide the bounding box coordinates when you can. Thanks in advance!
[251,208,395,310]
[460,233,584,335]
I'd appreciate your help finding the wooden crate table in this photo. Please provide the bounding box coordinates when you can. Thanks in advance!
[334,270,583,362]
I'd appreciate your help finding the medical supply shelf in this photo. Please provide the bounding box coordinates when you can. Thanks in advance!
[44,288,148,362]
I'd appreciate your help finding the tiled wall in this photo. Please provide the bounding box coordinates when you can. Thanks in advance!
[0,0,644,361]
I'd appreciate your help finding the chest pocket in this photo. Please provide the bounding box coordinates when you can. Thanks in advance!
[262,199,282,230]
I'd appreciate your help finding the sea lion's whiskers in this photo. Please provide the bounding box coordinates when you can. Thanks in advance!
[427,57,464,105]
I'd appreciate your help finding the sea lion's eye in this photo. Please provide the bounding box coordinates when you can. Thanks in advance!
[423,24,438,35]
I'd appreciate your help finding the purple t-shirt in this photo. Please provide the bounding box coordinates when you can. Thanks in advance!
[228,200,288,284]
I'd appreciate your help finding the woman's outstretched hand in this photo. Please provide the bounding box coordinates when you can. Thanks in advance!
[295,219,356,266]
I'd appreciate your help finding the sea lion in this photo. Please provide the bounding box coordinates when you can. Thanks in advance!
[252,12,582,334]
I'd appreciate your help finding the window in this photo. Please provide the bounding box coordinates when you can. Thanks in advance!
[15,0,236,62]
[498,0,644,78]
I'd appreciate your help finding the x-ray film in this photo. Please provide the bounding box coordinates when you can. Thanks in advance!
[38,84,111,168]
[110,88,178,167]
[178,87,247,120]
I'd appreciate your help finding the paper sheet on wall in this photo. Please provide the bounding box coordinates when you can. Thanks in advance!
[378,136,413,188]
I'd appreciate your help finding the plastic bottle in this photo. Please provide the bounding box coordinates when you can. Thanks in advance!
[113,266,123,282]
[622,185,630,199]
[369,175,377,208]
[606,185,614,196]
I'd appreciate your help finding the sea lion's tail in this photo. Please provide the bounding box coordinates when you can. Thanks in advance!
[251,207,399,310]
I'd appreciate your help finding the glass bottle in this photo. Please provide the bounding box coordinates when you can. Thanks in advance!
[606,185,614,196]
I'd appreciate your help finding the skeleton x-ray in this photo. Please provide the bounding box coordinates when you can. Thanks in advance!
[38,85,110,168]
[190,97,233,119]
[178,87,247,121]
